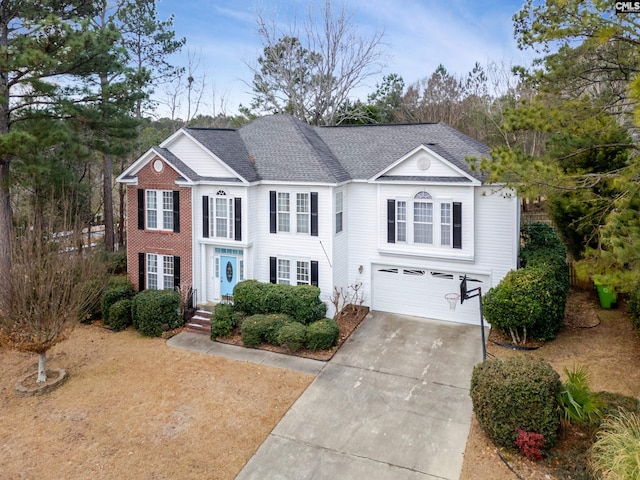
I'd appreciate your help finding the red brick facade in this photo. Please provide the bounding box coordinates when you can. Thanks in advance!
[126,156,193,292]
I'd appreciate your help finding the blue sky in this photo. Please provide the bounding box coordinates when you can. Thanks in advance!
[154,0,533,118]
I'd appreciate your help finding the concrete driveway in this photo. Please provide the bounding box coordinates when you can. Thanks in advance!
[235,312,486,480]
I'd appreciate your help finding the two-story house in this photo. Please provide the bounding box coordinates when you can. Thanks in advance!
[117,114,519,325]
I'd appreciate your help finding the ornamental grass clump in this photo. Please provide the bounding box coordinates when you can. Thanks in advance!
[590,409,640,479]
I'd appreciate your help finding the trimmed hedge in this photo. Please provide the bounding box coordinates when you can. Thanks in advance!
[277,322,307,352]
[628,284,640,332]
[131,289,182,337]
[470,356,562,449]
[101,284,134,327]
[108,298,132,332]
[210,303,243,339]
[233,280,326,324]
[483,222,569,342]
[306,318,340,350]
[241,314,293,348]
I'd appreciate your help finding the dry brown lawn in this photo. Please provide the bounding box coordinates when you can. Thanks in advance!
[0,324,313,480]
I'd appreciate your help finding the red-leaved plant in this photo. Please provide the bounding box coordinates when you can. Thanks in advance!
[515,429,545,461]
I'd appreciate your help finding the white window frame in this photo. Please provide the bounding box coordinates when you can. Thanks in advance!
[396,200,407,243]
[277,258,290,284]
[335,191,343,234]
[296,193,310,234]
[440,203,452,246]
[277,192,290,233]
[296,260,310,285]
[147,253,174,290]
[209,190,234,239]
[277,257,311,285]
[146,190,173,231]
[391,192,453,248]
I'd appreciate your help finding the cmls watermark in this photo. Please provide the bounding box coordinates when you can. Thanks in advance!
[615,1,640,12]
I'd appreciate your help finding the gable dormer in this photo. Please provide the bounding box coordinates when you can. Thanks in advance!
[372,144,481,185]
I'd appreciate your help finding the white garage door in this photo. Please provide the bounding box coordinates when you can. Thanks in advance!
[372,265,489,324]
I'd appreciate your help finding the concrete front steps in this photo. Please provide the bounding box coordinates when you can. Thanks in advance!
[185,309,212,335]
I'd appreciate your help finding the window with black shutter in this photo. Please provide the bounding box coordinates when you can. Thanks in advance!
[137,189,145,230]
[310,192,318,236]
[234,197,242,241]
[172,191,180,233]
[453,202,462,249]
[269,191,277,233]
[138,252,145,291]
[202,195,209,238]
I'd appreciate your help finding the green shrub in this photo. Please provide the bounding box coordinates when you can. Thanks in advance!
[484,223,569,343]
[233,280,326,324]
[470,356,562,449]
[240,314,292,347]
[628,284,640,332]
[520,222,567,267]
[101,284,134,326]
[557,365,603,427]
[233,280,267,316]
[210,304,243,339]
[108,298,132,332]
[263,314,291,344]
[277,322,307,352]
[132,289,181,337]
[306,318,340,350]
[590,409,640,479]
[483,265,567,342]
[281,285,327,324]
[96,247,128,275]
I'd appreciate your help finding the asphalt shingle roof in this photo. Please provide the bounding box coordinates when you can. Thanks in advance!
[315,122,488,181]
[153,115,490,184]
[184,128,260,182]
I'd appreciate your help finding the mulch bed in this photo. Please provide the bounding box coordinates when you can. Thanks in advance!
[215,305,370,361]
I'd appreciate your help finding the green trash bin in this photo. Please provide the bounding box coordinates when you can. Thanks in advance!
[594,281,618,309]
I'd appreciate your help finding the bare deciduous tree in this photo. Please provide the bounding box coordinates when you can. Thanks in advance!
[0,207,107,384]
[248,0,386,125]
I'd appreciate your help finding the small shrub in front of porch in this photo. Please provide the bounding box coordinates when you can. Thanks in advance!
[276,322,307,352]
[210,303,243,339]
[240,314,293,348]
[306,318,340,350]
[233,280,326,324]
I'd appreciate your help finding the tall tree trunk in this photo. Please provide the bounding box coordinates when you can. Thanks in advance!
[103,152,114,252]
[118,174,125,249]
[37,352,47,383]
[0,10,12,311]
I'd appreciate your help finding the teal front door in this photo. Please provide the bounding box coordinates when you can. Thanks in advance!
[220,256,237,297]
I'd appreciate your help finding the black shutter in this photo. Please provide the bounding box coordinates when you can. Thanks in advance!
[202,196,209,238]
[173,256,181,288]
[269,256,277,284]
[387,199,396,243]
[453,202,462,249]
[269,191,277,233]
[173,191,180,233]
[234,197,242,241]
[137,189,144,230]
[138,252,145,291]
[310,192,318,236]
[311,261,319,287]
